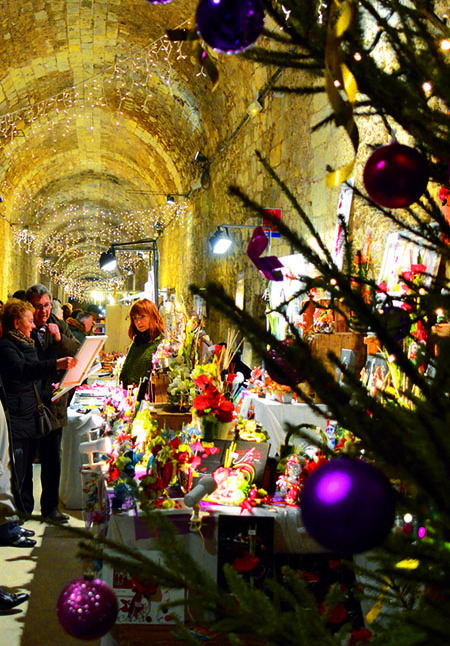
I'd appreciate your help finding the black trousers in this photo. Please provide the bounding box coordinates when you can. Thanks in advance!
[12,428,63,515]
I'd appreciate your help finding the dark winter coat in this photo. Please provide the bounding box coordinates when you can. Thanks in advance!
[66,317,87,345]
[0,336,57,439]
[31,313,80,430]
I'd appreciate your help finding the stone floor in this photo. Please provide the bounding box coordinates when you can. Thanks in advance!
[0,465,100,646]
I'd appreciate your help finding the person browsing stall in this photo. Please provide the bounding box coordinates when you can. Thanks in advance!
[26,284,80,523]
[0,298,77,520]
[66,310,94,344]
[119,298,165,389]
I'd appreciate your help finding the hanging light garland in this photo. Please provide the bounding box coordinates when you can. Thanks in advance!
[0,28,190,147]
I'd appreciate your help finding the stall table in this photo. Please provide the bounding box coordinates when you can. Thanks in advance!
[100,502,326,645]
[240,393,330,456]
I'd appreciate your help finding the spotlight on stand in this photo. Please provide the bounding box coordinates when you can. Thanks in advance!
[209,226,233,255]
[208,223,258,255]
[194,151,208,165]
[99,247,117,272]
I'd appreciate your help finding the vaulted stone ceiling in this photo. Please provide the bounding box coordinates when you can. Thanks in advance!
[0,0,246,293]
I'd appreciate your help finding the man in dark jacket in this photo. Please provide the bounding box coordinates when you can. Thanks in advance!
[26,284,80,523]
[66,310,95,345]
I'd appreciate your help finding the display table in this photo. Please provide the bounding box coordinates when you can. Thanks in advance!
[100,502,325,645]
[60,385,117,510]
[60,408,103,509]
[240,393,330,457]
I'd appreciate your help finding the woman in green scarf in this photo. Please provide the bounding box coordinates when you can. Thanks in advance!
[119,299,165,389]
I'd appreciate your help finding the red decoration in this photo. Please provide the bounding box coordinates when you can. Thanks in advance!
[363,142,429,208]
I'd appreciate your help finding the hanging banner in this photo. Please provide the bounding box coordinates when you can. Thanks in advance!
[332,178,354,270]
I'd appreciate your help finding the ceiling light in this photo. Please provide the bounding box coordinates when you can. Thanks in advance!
[209,226,233,254]
[99,247,117,271]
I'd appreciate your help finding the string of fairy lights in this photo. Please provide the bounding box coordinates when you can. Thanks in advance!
[0,22,196,298]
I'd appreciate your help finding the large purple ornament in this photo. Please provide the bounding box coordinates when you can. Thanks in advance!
[57,577,118,641]
[363,142,429,209]
[196,0,265,54]
[301,458,396,554]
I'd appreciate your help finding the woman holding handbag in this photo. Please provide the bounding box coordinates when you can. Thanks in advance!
[0,299,77,519]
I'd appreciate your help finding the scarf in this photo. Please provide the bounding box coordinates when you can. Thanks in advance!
[133,330,151,346]
[5,329,35,346]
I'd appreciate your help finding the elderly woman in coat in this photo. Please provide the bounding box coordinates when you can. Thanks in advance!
[0,298,77,518]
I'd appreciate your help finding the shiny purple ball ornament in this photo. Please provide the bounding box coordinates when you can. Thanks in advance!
[266,344,303,387]
[363,142,429,209]
[196,0,265,54]
[301,458,396,554]
[145,0,174,4]
[57,577,118,641]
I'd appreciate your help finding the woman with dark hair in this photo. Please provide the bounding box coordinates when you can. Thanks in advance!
[119,299,165,389]
[0,299,77,516]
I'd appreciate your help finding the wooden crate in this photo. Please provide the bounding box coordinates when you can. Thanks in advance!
[311,332,366,377]
[150,408,192,432]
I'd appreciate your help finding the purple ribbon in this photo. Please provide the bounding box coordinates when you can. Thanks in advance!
[247,227,284,281]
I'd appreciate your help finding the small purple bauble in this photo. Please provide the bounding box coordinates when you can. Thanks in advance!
[145,0,173,4]
[196,0,265,54]
[57,577,118,641]
[300,458,396,554]
[266,343,303,387]
[363,142,429,209]
[379,305,411,341]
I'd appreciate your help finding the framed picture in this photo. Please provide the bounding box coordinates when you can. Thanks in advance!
[52,335,107,401]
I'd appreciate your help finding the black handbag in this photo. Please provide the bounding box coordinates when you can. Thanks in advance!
[33,383,53,436]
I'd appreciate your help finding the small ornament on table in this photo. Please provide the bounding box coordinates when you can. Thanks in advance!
[274,454,303,505]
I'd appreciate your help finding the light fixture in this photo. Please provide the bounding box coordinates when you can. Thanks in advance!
[99,247,117,272]
[194,151,208,165]
[98,238,159,302]
[208,223,258,255]
[209,226,232,254]
[247,99,263,117]
[166,194,175,205]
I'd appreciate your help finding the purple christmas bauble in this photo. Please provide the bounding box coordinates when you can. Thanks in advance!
[266,343,303,387]
[300,458,396,554]
[145,0,173,4]
[363,142,429,209]
[379,305,411,341]
[57,577,118,641]
[196,0,265,54]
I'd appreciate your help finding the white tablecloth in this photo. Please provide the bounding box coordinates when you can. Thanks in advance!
[240,393,330,457]
[100,502,326,644]
[60,408,103,509]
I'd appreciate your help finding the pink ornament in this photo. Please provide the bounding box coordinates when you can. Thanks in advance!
[57,577,118,641]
